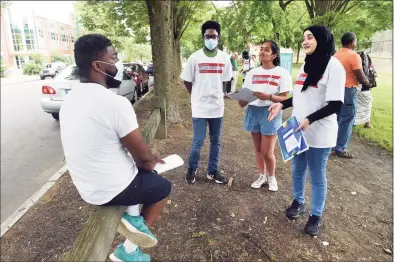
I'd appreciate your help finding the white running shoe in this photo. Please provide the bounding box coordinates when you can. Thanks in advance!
[268,175,278,192]
[251,174,268,189]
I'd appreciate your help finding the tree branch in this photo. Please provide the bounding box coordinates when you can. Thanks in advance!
[304,0,315,19]
[279,0,295,11]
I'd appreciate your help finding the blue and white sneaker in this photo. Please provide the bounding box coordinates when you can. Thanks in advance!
[117,214,158,248]
[109,244,150,262]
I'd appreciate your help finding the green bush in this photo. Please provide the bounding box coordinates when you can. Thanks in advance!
[51,51,69,63]
[23,62,41,75]
[30,53,44,67]
[0,61,6,78]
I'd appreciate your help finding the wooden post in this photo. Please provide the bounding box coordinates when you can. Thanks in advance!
[62,206,126,261]
[151,96,167,139]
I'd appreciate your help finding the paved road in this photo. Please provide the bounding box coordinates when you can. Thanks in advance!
[1,80,66,223]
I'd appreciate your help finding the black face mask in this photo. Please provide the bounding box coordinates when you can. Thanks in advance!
[96,61,121,88]
[105,68,121,88]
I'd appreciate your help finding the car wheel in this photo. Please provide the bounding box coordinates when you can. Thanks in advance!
[52,113,60,121]
[41,76,45,80]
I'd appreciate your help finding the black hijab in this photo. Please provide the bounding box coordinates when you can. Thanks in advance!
[302,25,335,92]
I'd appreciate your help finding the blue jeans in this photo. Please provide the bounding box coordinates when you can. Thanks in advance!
[292,147,331,217]
[189,117,223,173]
[335,87,357,152]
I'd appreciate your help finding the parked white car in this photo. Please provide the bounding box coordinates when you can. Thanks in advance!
[41,65,139,120]
[39,62,67,80]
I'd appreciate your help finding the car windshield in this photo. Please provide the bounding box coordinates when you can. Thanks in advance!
[55,66,79,80]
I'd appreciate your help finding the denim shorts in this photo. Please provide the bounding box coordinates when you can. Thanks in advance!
[244,105,282,135]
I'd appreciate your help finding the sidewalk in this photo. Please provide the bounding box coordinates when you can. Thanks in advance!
[1,72,41,86]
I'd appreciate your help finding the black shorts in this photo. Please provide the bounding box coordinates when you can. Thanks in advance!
[102,170,172,206]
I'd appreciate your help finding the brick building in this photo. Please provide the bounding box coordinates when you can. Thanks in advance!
[1,6,76,71]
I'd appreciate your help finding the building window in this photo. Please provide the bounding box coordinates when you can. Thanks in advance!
[61,26,66,42]
[49,23,57,49]
[8,9,24,52]
[37,21,44,39]
[22,16,37,51]
[15,55,26,69]
[10,23,24,51]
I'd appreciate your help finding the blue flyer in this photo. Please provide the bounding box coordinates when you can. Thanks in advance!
[276,116,309,162]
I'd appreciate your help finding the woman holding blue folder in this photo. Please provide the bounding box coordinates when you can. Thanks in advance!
[268,25,345,236]
[238,40,292,192]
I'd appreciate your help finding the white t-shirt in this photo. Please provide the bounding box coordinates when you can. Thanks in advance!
[242,58,255,78]
[60,83,139,205]
[292,57,346,148]
[180,49,232,118]
[242,66,292,107]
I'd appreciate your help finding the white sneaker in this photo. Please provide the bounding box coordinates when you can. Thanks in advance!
[251,174,268,189]
[268,175,278,192]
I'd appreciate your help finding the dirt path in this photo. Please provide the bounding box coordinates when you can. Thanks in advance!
[1,91,392,261]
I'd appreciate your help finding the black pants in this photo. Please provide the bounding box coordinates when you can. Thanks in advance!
[102,170,172,206]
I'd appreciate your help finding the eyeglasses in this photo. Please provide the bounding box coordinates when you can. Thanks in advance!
[204,34,219,40]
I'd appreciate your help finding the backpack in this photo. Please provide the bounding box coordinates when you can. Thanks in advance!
[358,51,377,91]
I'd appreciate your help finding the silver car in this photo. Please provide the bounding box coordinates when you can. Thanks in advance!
[41,65,139,120]
[40,62,67,80]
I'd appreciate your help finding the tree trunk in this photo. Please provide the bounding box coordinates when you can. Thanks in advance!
[296,41,301,64]
[146,0,180,124]
[174,38,182,74]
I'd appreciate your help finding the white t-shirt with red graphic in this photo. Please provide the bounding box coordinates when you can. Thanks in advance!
[242,66,292,107]
[292,57,346,148]
[242,58,255,79]
[180,49,232,118]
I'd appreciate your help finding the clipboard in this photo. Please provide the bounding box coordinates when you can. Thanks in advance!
[227,87,258,103]
[276,116,309,162]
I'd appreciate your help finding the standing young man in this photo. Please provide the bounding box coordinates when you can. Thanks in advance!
[332,32,371,159]
[60,34,171,261]
[241,50,255,82]
[230,51,239,93]
[180,20,232,184]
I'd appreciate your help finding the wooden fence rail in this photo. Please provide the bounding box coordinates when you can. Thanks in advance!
[62,96,166,261]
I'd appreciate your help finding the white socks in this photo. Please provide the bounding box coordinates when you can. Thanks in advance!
[123,239,138,253]
[126,205,140,216]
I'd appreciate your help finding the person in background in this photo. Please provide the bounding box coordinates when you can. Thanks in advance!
[60,34,172,262]
[268,25,345,236]
[241,50,254,82]
[332,32,372,158]
[238,40,292,192]
[230,51,239,93]
[252,54,258,66]
[355,51,377,128]
[180,20,232,185]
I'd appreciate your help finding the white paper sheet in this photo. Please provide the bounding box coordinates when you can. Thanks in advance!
[154,154,184,174]
[284,134,299,153]
[227,88,258,103]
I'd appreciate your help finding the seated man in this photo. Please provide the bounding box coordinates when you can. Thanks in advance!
[60,34,171,262]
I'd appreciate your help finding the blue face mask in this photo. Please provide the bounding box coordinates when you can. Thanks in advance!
[205,39,218,50]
